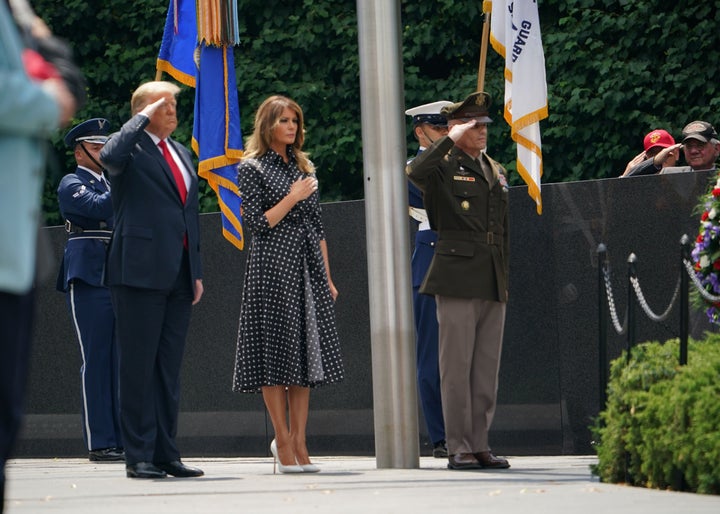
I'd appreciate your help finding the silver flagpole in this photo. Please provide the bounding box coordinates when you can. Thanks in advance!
[356,0,419,468]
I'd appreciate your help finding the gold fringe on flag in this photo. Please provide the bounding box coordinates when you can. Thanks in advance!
[196,0,240,46]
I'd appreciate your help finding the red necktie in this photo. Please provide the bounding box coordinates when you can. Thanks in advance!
[158,140,188,249]
[158,140,187,204]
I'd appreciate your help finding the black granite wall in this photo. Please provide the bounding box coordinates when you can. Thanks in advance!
[15,171,714,458]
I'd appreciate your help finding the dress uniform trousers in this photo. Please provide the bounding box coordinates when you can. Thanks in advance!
[66,280,122,451]
[436,295,506,455]
[412,229,445,445]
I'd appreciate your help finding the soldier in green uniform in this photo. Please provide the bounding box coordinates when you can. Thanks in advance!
[406,92,511,471]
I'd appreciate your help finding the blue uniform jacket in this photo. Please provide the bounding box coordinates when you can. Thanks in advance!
[56,167,114,291]
[409,180,438,288]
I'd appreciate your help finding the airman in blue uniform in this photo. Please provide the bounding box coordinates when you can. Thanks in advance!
[405,101,452,458]
[56,118,123,462]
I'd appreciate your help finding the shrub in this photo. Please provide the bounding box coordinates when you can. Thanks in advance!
[592,334,720,494]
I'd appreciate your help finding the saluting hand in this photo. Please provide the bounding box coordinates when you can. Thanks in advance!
[140,97,166,118]
[448,119,481,143]
[652,143,683,169]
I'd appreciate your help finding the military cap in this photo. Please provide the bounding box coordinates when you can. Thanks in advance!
[63,118,111,147]
[405,100,453,127]
[681,121,718,144]
[441,91,493,123]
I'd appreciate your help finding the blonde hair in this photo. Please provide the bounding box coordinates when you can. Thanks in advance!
[130,81,181,115]
[243,95,313,174]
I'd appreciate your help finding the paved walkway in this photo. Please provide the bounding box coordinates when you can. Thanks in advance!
[4,455,719,513]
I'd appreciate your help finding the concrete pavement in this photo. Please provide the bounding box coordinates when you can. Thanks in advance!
[4,455,719,513]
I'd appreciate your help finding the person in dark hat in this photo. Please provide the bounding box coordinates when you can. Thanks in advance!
[56,117,124,462]
[625,121,719,176]
[405,100,452,459]
[406,91,511,471]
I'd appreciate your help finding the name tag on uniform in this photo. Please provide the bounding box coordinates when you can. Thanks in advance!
[453,175,476,182]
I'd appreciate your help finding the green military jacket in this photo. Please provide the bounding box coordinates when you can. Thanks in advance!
[406,135,509,301]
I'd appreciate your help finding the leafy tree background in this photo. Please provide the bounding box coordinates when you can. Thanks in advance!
[32,0,720,225]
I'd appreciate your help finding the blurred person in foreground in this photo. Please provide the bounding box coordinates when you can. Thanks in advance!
[0,0,76,510]
[100,81,204,479]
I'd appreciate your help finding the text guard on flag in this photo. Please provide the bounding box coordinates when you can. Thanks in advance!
[489,0,548,214]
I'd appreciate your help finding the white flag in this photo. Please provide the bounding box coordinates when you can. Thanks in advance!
[489,0,548,214]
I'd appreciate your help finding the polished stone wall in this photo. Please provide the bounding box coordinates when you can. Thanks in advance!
[15,171,714,458]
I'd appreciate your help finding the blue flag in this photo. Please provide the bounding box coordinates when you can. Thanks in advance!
[157,0,245,250]
[192,43,244,250]
[157,0,197,87]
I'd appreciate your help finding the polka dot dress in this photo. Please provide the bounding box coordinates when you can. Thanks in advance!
[233,148,344,393]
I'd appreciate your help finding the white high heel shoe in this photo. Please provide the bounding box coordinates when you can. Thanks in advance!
[270,439,303,474]
[298,462,320,473]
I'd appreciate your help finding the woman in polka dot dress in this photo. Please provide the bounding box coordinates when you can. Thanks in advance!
[233,95,344,473]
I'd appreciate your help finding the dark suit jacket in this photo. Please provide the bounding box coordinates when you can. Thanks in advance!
[100,114,202,291]
[406,135,509,301]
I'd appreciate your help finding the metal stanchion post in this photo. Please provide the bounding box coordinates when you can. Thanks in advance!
[597,243,608,411]
[627,253,637,364]
[679,235,690,365]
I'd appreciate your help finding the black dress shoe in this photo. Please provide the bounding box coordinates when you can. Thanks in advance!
[89,447,125,462]
[126,462,167,479]
[155,460,204,477]
[447,453,482,470]
[432,440,448,459]
[474,451,511,469]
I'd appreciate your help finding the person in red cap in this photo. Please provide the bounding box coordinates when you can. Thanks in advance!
[620,129,679,176]
[625,121,719,176]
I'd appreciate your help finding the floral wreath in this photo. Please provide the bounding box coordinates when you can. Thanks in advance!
[691,173,720,324]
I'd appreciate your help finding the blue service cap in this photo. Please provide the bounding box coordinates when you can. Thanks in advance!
[405,100,453,127]
[64,118,111,147]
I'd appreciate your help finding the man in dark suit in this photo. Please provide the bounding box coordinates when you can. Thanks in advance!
[57,118,124,462]
[100,81,204,479]
[406,92,511,471]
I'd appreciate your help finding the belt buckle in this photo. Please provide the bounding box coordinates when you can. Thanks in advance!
[486,232,494,245]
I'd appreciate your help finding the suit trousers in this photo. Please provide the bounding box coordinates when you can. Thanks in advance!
[0,289,35,507]
[436,295,506,455]
[111,253,193,466]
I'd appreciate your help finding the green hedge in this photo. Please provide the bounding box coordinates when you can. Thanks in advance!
[30,1,720,226]
[592,335,720,494]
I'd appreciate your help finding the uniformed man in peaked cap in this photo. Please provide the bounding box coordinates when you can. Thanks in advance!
[406,92,511,470]
[57,118,124,462]
[405,100,452,459]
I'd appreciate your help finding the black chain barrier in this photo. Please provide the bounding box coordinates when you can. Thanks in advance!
[596,234,714,409]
